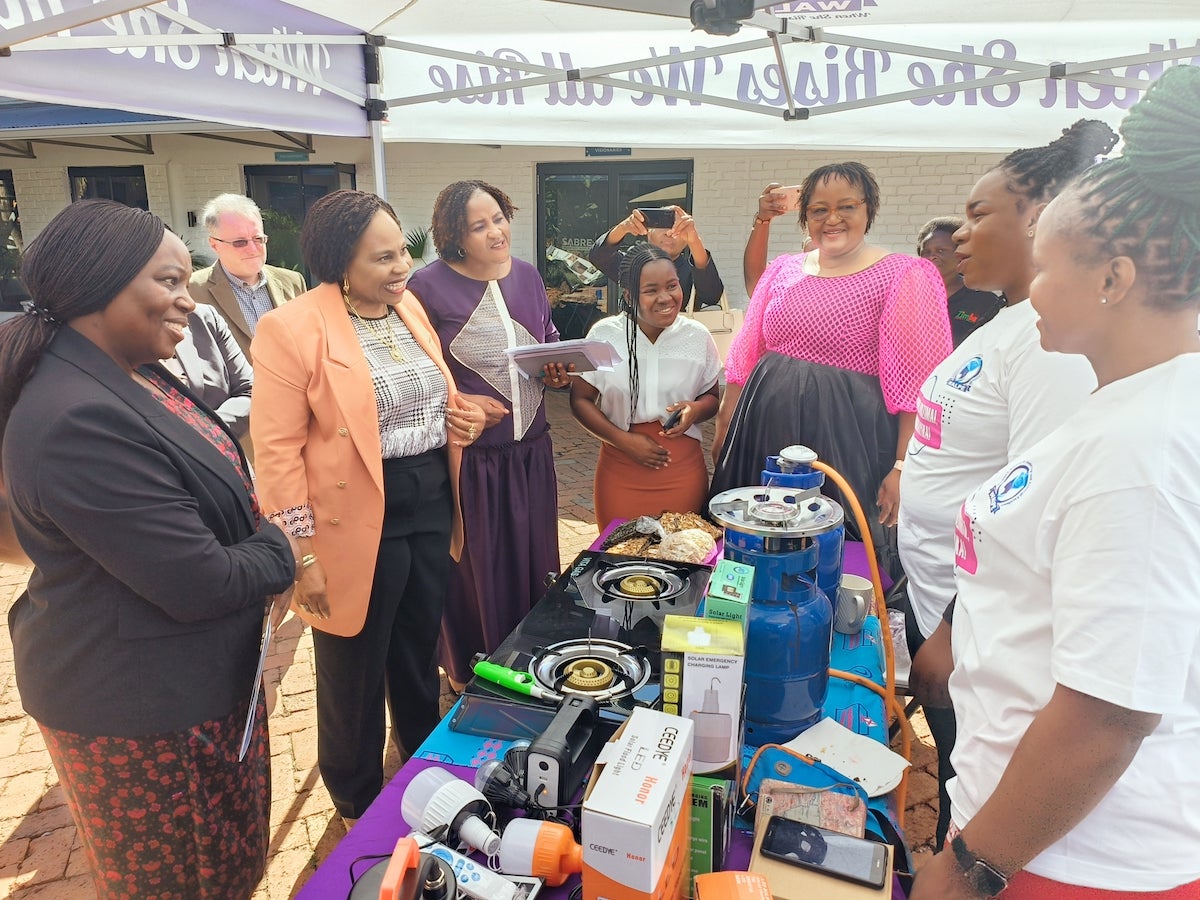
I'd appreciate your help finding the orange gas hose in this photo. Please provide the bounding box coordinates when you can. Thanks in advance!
[812,461,896,700]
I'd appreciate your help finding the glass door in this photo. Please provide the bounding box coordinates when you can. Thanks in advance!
[537,160,693,335]
[245,164,356,279]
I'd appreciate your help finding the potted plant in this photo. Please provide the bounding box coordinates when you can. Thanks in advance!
[406,225,431,269]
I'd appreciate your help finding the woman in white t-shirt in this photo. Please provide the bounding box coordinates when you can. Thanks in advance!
[570,243,721,527]
[898,119,1115,849]
[910,65,1200,899]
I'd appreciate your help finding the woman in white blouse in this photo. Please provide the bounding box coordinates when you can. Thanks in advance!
[570,243,721,527]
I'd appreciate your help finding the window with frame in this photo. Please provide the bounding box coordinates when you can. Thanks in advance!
[69,166,149,210]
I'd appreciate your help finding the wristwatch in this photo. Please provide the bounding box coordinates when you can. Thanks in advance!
[950,834,1009,897]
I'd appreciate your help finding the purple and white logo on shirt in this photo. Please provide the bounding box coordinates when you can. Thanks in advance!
[988,463,1032,513]
[948,355,983,392]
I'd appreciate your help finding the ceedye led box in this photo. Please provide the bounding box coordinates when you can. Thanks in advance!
[581,707,693,900]
[660,615,744,777]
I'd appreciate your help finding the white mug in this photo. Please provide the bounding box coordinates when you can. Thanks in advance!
[834,574,873,634]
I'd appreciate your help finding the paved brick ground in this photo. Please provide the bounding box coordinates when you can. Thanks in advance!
[0,390,938,898]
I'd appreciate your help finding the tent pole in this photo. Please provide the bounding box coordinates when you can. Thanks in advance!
[370,108,388,202]
[365,39,388,201]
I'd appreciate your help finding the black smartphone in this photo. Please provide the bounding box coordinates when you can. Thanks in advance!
[662,408,683,430]
[636,206,675,230]
[759,817,889,890]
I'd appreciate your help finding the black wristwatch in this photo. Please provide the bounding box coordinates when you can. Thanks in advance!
[950,833,1010,897]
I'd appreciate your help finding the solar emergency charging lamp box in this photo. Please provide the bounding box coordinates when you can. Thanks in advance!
[582,708,694,900]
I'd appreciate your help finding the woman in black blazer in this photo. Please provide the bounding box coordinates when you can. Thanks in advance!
[0,201,299,900]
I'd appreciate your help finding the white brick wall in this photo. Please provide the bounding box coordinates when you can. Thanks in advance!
[6,136,1005,307]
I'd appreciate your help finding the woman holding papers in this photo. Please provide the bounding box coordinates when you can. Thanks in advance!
[570,243,721,527]
[408,180,566,691]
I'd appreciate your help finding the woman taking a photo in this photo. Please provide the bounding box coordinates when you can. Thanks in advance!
[899,119,1115,850]
[1,200,298,898]
[911,66,1200,898]
[714,162,951,571]
[407,179,567,693]
[571,243,721,527]
[251,190,483,825]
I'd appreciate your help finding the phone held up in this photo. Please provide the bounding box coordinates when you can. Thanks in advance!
[661,408,684,431]
[636,206,676,230]
[769,185,803,213]
[759,816,889,890]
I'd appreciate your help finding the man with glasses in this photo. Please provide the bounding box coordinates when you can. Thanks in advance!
[189,193,306,357]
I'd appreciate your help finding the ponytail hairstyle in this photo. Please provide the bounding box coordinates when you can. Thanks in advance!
[1065,66,1200,310]
[993,118,1119,209]
[617,242,675,422]
[0,200,165,448]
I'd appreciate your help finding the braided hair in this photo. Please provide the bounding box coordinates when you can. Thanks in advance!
[617,243,675,422]
[993,118,1119,208]
[301,190,401,284]
[430,181,518,262]
[1066,66,1200,310]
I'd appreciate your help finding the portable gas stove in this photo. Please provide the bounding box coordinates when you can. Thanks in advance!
[450,550,712,741]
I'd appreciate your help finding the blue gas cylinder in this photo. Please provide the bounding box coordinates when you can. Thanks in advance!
[730,549,833,743]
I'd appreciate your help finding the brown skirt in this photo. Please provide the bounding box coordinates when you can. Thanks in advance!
[594,421,708,528]
[39,693,270,900]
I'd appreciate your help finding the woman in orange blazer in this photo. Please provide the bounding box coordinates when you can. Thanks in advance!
[251,191,483,824]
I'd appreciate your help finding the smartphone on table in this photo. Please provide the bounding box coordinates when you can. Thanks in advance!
[636,206,676,230]
[769,185,803,212]
[759,815,889,890]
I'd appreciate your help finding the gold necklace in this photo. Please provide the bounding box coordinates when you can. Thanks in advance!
[345,292,406,363]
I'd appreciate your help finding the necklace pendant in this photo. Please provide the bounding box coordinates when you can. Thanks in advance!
[390,348,404,363]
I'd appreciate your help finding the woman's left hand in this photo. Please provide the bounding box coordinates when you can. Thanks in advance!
[446,398,486,447]
[877,467,901,527]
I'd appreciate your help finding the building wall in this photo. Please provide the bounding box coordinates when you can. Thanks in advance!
[6,133,1004,306]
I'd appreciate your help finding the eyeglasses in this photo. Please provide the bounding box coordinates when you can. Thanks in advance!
[805,199,868,223]
[211,235,268,249]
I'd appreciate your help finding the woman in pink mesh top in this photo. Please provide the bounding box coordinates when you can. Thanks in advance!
[711,162,952,574]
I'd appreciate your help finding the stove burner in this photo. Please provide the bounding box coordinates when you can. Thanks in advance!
[563,658,615,691]
[530,638,652,703]
[749,498,801,525]
[592,561,688,603]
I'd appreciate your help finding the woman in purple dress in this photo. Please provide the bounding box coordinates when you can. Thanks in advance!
[408,180,568,690]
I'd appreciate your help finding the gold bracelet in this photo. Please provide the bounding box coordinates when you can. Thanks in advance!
[752,216,770,229]
[300,553,318,569]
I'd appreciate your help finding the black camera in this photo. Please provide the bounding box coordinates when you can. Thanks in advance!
[689,0,756,36]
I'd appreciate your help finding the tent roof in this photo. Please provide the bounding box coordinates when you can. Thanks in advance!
[0,1,1197,156]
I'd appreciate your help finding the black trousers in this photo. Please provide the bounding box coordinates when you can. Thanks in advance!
[905,598,957,850]
[313,450,452,819]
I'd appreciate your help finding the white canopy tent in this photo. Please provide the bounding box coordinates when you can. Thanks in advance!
[1,0,1198,199]
[376,0,1200,150]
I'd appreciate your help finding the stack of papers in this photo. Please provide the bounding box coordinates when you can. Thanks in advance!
[504,338,619,378]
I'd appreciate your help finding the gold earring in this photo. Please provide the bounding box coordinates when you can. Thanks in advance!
[1027,229,1035,238]
[341,278,351,301]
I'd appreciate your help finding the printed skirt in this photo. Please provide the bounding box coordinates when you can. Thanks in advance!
[40,692,270,900]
